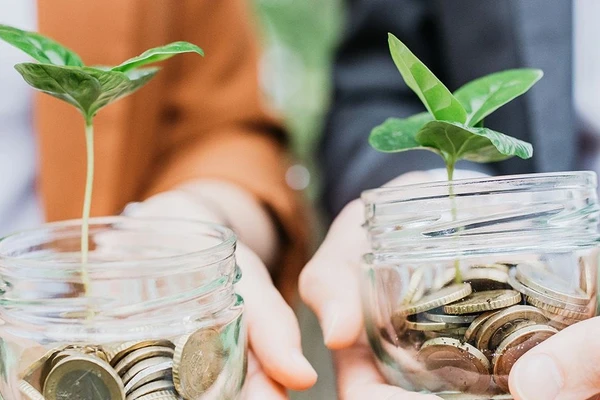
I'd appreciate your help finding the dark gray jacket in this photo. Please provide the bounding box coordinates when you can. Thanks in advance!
[320,0,574,218]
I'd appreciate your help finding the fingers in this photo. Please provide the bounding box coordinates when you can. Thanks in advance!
[334,344,440,400]
[509,317,600,400]
[236,245,317,391]
[299,200,367,349]
[242,351,288,400]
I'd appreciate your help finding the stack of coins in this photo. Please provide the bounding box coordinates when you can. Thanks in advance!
[17,327,226,400]
[390,261,595,395]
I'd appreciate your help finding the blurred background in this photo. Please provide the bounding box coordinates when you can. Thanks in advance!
[252,1,343,398]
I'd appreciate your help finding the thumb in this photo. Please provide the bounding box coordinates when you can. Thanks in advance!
[509,317,600,400]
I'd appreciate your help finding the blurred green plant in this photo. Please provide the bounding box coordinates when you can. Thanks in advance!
[252,0,343,198]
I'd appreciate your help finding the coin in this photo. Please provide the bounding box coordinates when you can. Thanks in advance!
[405,316,464,332]
[136,390,180,400]
[462,268,510,291]
[105,340,174,367]
[416,337,491,393]
[19,346,65,390]
[400,284,472,316]
[424,308,478,324]
[464,311,501,345]
[125,380,175,400]
[18,380,45,400]
[401,268,426,304]
[508,269,591,314]
[492,324,557,392]
[541,309,584,330]
[123,359,173,394]
[43,353,125,400]
[475,305,548,352]
[516,263,590,305]
[172,327,226,398]
[121,356,173,386]
[525,295,591,319]
[443,290,521,315]
[114,346,174,376]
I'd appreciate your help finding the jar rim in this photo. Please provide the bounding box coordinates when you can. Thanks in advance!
[0,216,236,275]
[361,171,597,204]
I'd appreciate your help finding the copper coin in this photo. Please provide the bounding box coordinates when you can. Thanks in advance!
[492,324,557,392]
[475,305,547,352]
[464,311,501,345]
[417,337,491,393]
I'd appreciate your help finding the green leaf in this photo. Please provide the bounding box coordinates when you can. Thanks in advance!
[369,112,435,153]
[14,63,101,114]
[0,24,83,66]
[387,33,467,123]
[415,120,533,164]
[14,64,158,118]
[454,68,543,126]
[112,41,204,72]
[83,67,159,115]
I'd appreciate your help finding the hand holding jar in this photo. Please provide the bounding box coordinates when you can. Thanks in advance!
[300,170,600,400]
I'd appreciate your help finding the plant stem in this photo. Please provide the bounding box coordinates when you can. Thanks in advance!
[81,119,94,296]
[446,162,463,284]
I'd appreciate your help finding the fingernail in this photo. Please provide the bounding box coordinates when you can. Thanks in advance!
[510,354,563,400]
[290,348,318,379]
[322,303,340,345]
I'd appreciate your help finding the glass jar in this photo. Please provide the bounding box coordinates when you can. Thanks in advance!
[361,172,600,398]
[0,217,246,400]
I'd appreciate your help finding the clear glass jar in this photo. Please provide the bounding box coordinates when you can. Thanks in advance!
[361,172,600,398]
[0,217,246,400]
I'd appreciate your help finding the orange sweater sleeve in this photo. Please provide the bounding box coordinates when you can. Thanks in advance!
[142,1,310,301]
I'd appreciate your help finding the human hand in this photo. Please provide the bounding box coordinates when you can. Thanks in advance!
[129,185,317,399]
[508,317,600,400]
[300,169,488,399]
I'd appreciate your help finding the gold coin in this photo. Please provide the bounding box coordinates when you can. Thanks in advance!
[125,380,174,400]
[525,295,591,320]
[492,324,557,392]
[424,307,478,324]
[43,353,125,400]
[400,283,472,316]
[401,267,425,304]
[443,290,521,315]
[105,340,174,367]
[464,311,501,345]
[417,337,491,393]
[475,305,547,352]
[19,346,66,390]
[508,269,591,314]
[136,390,179,400]
[172,327,226,398]
[121,356,173,386]
[18,380,45,400]
[114,346,174,377]
[405,315,464,332]
[516,263,590,305]
[123,359,173,394]
[462,268,510,291]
